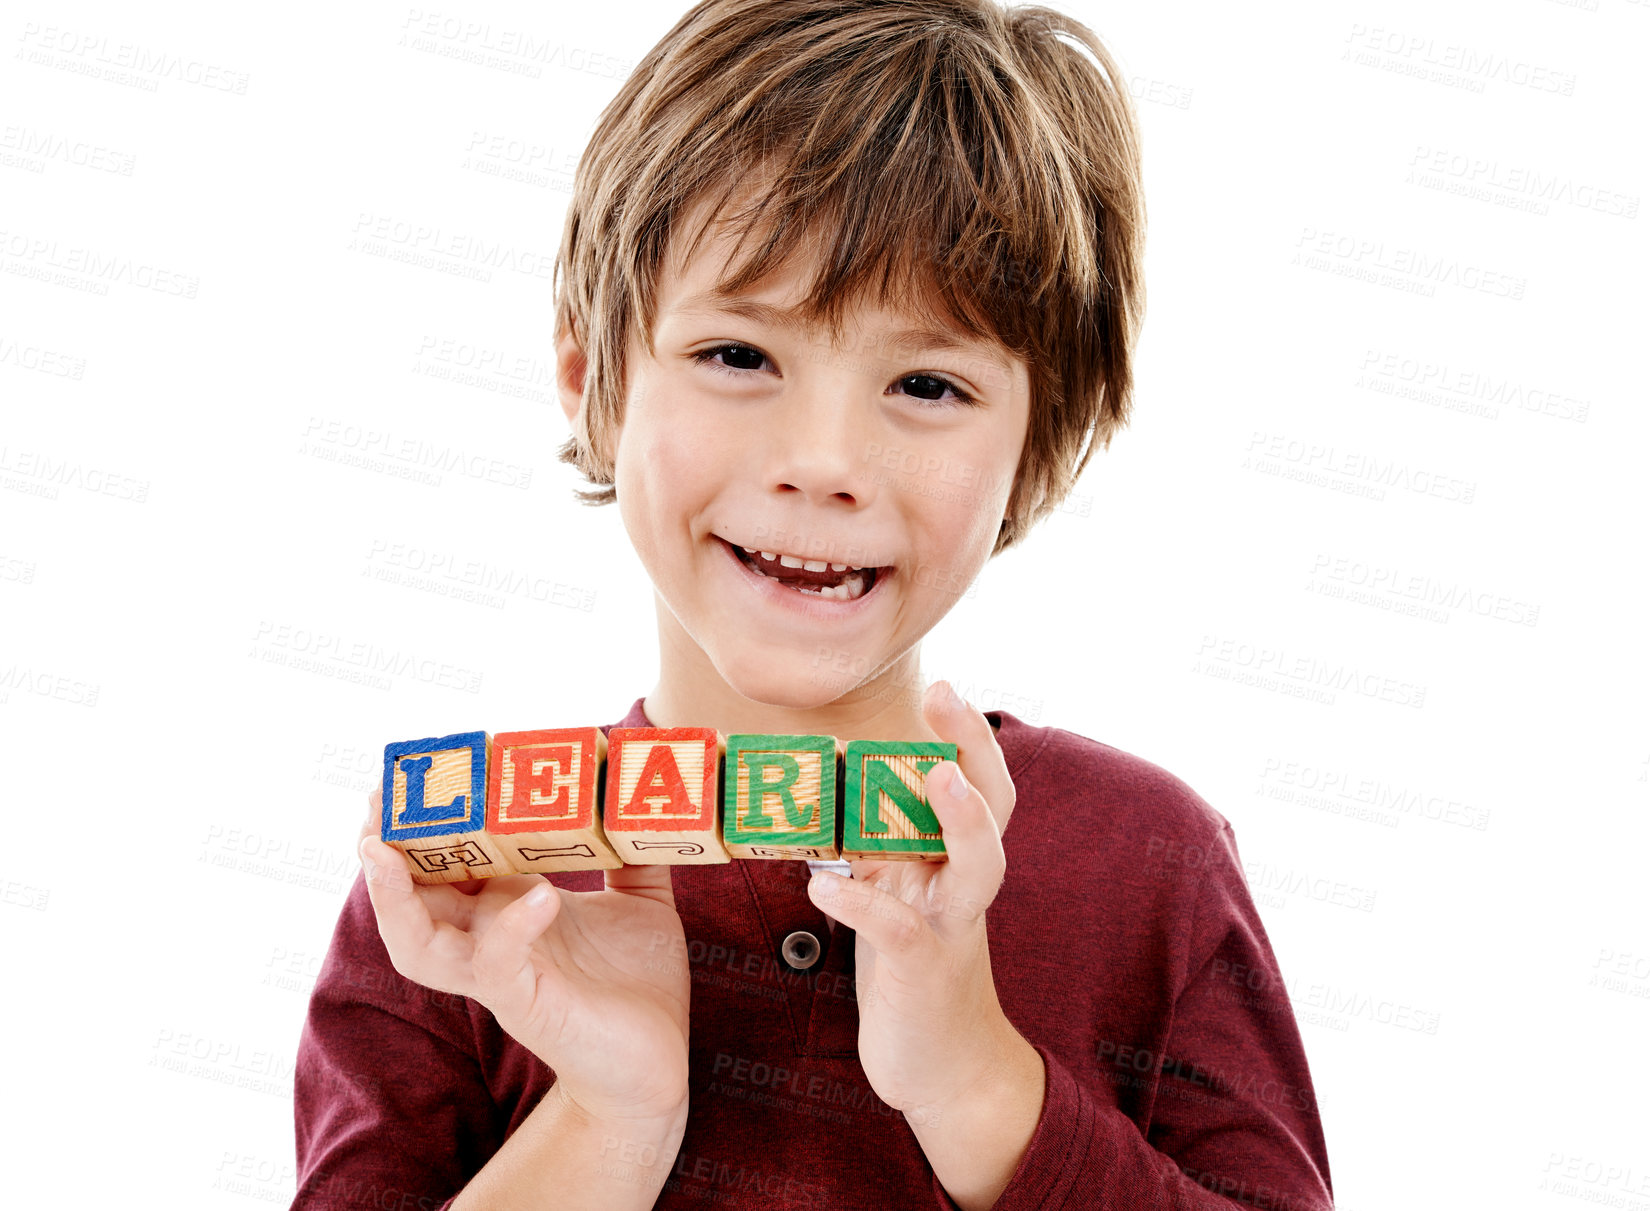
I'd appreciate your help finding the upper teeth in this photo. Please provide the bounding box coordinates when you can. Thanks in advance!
[754,548,865,573]
[739,544,875,600]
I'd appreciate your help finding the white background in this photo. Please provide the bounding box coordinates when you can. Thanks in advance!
[2,0,1645,1207]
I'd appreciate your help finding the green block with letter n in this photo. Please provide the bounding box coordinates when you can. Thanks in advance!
[842,739,956,860]
[723,734,839,860]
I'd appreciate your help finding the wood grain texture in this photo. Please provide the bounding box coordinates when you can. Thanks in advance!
[603,727,732,865]
[722,734,839,860]
[374,727,958,878]
[487,727,622,872]
[841,740,957,861]
[381,731,513,884]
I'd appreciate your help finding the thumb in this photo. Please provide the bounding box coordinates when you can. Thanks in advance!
[602,861,677,912]
[473,879,567,1019]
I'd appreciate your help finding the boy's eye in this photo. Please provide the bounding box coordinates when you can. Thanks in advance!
[690,343,978,407]
[897,373,974,405]
[694,343,769,373]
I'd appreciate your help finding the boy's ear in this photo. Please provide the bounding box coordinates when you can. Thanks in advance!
[554,322,588,430]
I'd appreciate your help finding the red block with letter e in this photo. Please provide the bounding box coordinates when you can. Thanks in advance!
[603,727,731,865]
[487,727,622,872]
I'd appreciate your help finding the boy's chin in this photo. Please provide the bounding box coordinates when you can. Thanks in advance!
[717,653,879,713]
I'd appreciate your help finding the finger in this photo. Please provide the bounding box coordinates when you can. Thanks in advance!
[360,835,477,983]
[922,681,1017,836]
[603,860,677,911]
[472,878,568,1020]
[359,786,382,848]
[922,761,1007,919]
[359,836,483,926]
[807,871,932,960]
[363,787,486,896]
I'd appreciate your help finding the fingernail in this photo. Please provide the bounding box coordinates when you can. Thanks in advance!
[946,681,966,710]
[525,882,551,908]
[947,762,969,799]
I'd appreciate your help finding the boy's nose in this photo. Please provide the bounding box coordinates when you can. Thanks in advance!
[763,391,875,508]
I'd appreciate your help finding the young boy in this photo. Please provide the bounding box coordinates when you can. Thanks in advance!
[292,1,1334,1207]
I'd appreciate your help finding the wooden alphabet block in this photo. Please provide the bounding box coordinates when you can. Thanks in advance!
[841,740,957,860]
[603,727,732,865]
[487,727,622,872]
[382,731,513,884]
[722,734,839,860]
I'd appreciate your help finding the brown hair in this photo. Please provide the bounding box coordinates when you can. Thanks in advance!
[553,0,1146,554]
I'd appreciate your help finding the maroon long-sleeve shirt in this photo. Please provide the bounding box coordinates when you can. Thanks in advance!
[292,699,1334,1209]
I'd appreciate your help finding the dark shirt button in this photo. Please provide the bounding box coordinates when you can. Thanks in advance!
[781,930,822,971]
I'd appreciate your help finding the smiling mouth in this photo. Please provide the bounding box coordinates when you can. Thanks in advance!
[726,541,885,602]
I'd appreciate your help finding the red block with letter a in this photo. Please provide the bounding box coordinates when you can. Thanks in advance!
[486,728,623,872]
[603,727,731,865]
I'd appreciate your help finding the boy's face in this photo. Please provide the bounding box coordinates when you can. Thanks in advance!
[583,200,1030,718]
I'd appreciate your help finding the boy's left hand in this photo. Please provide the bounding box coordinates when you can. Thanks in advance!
[806,679,1033,1127]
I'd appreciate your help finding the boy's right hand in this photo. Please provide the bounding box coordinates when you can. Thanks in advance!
[356,790,692,1127]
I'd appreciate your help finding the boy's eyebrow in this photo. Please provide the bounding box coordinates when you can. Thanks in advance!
[669,291,1012,373]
